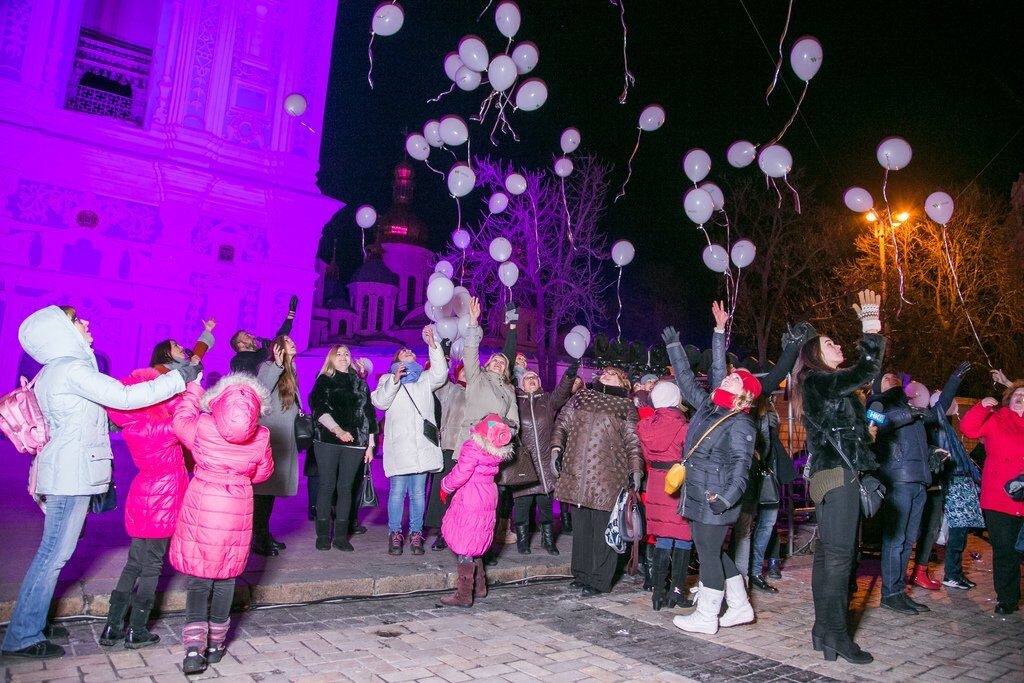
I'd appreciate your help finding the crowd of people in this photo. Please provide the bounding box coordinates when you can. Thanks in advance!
[2,290,1022,673]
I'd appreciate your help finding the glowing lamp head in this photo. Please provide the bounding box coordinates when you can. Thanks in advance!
[865,211,878,222]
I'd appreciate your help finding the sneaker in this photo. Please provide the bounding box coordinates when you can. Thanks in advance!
[961,576,977,589]
[942,576,972,590]
[409,531,426,555]
[388,531,404,556]
[766,560,782,580]
[2,640,65,659]
[431,534,448,551]
[880,594,918,614]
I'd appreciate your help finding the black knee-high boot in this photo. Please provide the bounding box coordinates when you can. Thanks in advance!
[651,548,672,610]
[667,546,693,608]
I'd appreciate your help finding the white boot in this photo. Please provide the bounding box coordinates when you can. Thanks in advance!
[672,585,723,635]
[719,574,755,627]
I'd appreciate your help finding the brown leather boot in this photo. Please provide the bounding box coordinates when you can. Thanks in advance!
[438,562,475,608]
[473,558,488,598]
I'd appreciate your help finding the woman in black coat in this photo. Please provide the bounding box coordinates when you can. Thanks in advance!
[791,290,885,665]
[664,302,761,636]
[308,345,378,551]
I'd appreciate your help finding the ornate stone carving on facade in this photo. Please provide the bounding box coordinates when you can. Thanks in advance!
[64,28,153,126]
[221,3,282,149]
[190,216,269,263]
[0,0,33,81]
[184,0,222,131]
[292,0,326,158]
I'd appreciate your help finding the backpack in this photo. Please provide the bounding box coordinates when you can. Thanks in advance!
[0,375,49,455]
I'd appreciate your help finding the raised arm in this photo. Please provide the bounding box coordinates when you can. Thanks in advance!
[960,398,997,439]
[502,305,518,362]
[464,297,484,384]
[550,361,581,413]
[761,321,815,395]
[664,327,709,409]
[935,361,970,415]
[424,328,449,390]
[709,301,729,390]
[171,382,204,450]
[191,319,216,360]
[809,333,886,398]
[67,362,185,411]
[371,372,401,411]
[274,295,297,337]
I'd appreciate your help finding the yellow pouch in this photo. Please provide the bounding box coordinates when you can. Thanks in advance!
[664,463,686,494]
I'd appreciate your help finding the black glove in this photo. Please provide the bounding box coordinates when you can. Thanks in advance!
[289,295,299,313]
[952,360,971,380]
[628,471,643,492]
[909,408,928,421]
[552,450,563,475]
[782,321,817,348]
[661,326,680,347]
[708,494,730,515]
[177,362,203,384]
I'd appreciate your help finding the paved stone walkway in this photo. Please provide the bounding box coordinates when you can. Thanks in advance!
[2,536,1020,682]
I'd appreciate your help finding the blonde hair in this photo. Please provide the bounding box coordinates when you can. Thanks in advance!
[319,345,351,377]
[603,366,631,390]
[731,390,756,412]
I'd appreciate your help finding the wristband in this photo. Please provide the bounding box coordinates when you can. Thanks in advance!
[861,319,882,334]
[856,304,879,320]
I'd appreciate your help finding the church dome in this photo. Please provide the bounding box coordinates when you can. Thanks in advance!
[375,161,429,247]
[351,258,398,286]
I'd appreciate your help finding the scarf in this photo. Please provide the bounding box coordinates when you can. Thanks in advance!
[713,388,742,411]
[391,361,423,384]
[592,382,629,398]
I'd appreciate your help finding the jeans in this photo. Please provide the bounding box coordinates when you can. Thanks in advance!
[751,505,780,576]
[2,495,91,651]
[114,537,170,600]
[812,470,859,638]
[880,481,927,598]
[184,576,235,623]
[513,494,553,526]
[314,442,364,526]
[691,521,739,591]
[732,503,779,576]
[984,509,1023,608]
[943,526,969,580]
[387,473,427,533]
[655,537,692,550]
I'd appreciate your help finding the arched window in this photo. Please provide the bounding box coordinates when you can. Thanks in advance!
[217,244,235,263]
[360,295,370,330]
[375,296,386,331]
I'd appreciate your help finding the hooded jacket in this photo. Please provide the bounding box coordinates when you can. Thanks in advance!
[18,306,185,496]
[512,363,578,498]
[869,386,933,486]
[106,368,188,538]
[637,407,691,540]
[441,438,506,556]
[169,377,274,579]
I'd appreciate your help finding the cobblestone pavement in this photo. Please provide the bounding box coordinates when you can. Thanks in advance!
[2,537,1021,682]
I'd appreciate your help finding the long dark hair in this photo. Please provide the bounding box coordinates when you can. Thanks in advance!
[790,335,833,420]
[150,340,175,367]
[271,334,298,410]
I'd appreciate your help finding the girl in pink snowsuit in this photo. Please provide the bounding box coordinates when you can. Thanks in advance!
[437,414,513,607]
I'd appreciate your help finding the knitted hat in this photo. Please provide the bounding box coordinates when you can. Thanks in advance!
[734,369,763,398]
[640,373,659,385]
[650,381,682,409]
[471,413,512,448]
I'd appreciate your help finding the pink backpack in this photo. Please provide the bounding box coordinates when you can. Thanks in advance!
[0,375,49,455]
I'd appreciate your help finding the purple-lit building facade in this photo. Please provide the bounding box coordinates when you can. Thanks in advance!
[0,0,341,385]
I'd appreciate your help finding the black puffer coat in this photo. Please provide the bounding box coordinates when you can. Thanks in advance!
[513,363,578,497]
[799,333,885,476]
[308,370,378,447]
[667,331,756,526]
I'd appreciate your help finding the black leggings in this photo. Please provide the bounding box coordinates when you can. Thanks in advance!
[252,494,276,542]
[184,576,235,623]
[113,537,170,599]
[513,494,554,526]
[691,521,739,591]
[314,442,364,526]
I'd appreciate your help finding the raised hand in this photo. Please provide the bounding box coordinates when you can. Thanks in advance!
[711,300,729,330]
[273,344,285,366]
[288,295,299,313]
[852,289,882,333]
[952,361,971,380]
[392,364,407,384]
[991,368,1011,387]
[422,325,436,349]
[980,397,999,409]
[203,318,216,332]
[661,326,680,346]
[468,296,481,325]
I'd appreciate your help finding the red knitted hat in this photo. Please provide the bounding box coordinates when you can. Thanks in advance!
[734,369,763,398]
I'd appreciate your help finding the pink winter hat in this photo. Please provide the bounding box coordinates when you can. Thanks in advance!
[472,413,512,448]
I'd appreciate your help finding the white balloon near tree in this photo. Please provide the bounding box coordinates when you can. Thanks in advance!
[611,240,635,267]
[757,144,793,178]
[457,314,471,338]
[428,271,446,283]
[427,276,455,307]
[515,78,548,111]
[452,228,471,250]
[570,325,591,348]
[434,260,454,279]
[790,36,823,81]
[486,55,517,92]
[925,191,954,225]
[488,192,509,214]
[446,163,476,198]
[504,173,527,195]
[450,337,465,361]
[683,187,714,225]
[452,288,471,316]
[439,115,468,146]
[638,104,666,131]
[443,52,464,81]
[727,140,756,168]
[371,2,404,36]
[683,149,712,184]
[699,182,725,211]
[455,66,482,91]
[489,237,512,263]
[560,127,581,154]
[843,187,874,213]
[554,157,573,178]
[730,239,756,268]
[702,244,729,273]
[423,120,443,147]
[284,93,307,117]
[498,261,520,288]
[494,1,521,38]
[436,317,459,340]
[511,42,539,74]
[563,331,586,359]
[405,133,430,161]
[355,205,377,229]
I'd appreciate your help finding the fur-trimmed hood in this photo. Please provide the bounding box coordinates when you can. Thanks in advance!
[200,373,269,444]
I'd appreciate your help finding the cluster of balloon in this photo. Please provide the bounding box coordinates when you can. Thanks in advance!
[682,148,718,242]
[426,272,474,360]
[367,2,404,88]
[609,0,635,104]
[757,144,799,213]
[563,324,591,360]
[614,104,665,202]
[764,37,823,147]
[283,93,315,133]
[610,240,635,339]
[355,205,377,259]
[487,236,518,299]
[555,127,581,246]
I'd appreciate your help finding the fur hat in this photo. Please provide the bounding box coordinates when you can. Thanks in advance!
[471,413,512,448]
[650,381,682,409]
[734,369,763,398]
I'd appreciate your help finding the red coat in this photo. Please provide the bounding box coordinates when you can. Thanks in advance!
[170,380,273,579]
[106,368,188,539]
[637,408,692,541]
[960,402,1024,517]
[441,439,502,557]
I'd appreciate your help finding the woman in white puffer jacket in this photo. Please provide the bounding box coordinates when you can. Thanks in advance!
[1,305,195,661]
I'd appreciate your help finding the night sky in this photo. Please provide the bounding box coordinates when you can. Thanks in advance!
[316,0,1024,344]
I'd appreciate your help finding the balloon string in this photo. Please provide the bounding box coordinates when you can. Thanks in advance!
[783,173,801,214]
[615,266,624,340]
[764,0,794,103]
[478,0,494,21]
[614,0,636,104]
[764,81,807,148]
[427,84,455,104]
[299,121,317,134]
[614,128,642,203]
[880,167,911,307]
[423,159,446,179]
[941,225,993,368]
[770,177,783,208]
[697,225,712,247]
[460,249,466,286]
[455,196,462,235]
[367,32,376,89]
[360,228,367,261]
[561,176,575,250]
[720,207,733,253]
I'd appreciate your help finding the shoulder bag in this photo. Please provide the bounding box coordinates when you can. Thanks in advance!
[758,458,781,505]
[664,410,740,495]
[497,441,540,487]
[402,385,439,447]
[818,427,885,518]
[271,372,314,452]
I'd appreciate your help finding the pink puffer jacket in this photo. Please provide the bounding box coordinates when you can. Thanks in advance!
[106,368,188,539]
[441,440,502,557]
[170,378,273,579]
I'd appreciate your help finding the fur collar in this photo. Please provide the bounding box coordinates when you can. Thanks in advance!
[201,373,270,415]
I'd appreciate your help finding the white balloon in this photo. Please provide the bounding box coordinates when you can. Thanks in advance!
[510,42,539,74]
[730,239,756,268]
[925,191,955,225]
[505,173,527,195]
[790,36,824,82]
[284,93,307,117]
[726,140,756,168]
[498,261,520,288]
[371,2,404,36]
[563,331,586,359]
[423,120,443,147]
[515,78,548,111]
[554,157,573,178]
[699,182,725,211]
[434,260,454,279]
[453,288,471,317]
[452,228,471,250]
[560,127,581,154]
[457,35,488,72]
[447,163,476,198]
[843,187,874,213]
[457,314,471,338]
[489,237,512,263]
[405,133,430,161]
[455,65,482,91]
[443,52,463,81]
[487,55,517,92]
[489,192,509,213]
[611,239,635,267]
[702,244,729,273]
[426,276,455,307]
[495,1,521,38]
[757,144,793,178]
[450,337,465,360]
[439,115,468,146]
[425,304,443,322]
[876,136,913,171]
[683,149,712,184]
[683,187,714,225]
[436,317,459,340]
[429,271,447,283]
[357,357,373,376]
[638,104,665,132]
[355,205,377,229]
[570,325,591,348]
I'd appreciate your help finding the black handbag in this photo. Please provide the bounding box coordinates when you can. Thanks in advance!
[271,373,314,452]
[90,480,117,514]
[758,464,781,505]
[403,385,439,447]
[497,442,540,487]
[358,468,378,508]
[820,428,886,519]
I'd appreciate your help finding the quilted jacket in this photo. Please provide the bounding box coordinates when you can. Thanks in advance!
[637,407,691,540]
[512,362,578,498]
[960,402,1024,517]
[440,439,503,556]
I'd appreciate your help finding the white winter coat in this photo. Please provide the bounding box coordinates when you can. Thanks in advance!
[371,344,448,477]
[18,306,186,496]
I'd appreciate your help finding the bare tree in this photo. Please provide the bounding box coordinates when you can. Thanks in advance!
[445,155,612,385]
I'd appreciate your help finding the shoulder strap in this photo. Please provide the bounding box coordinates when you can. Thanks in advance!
[683,410,740,462]
[402,384,425,418]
